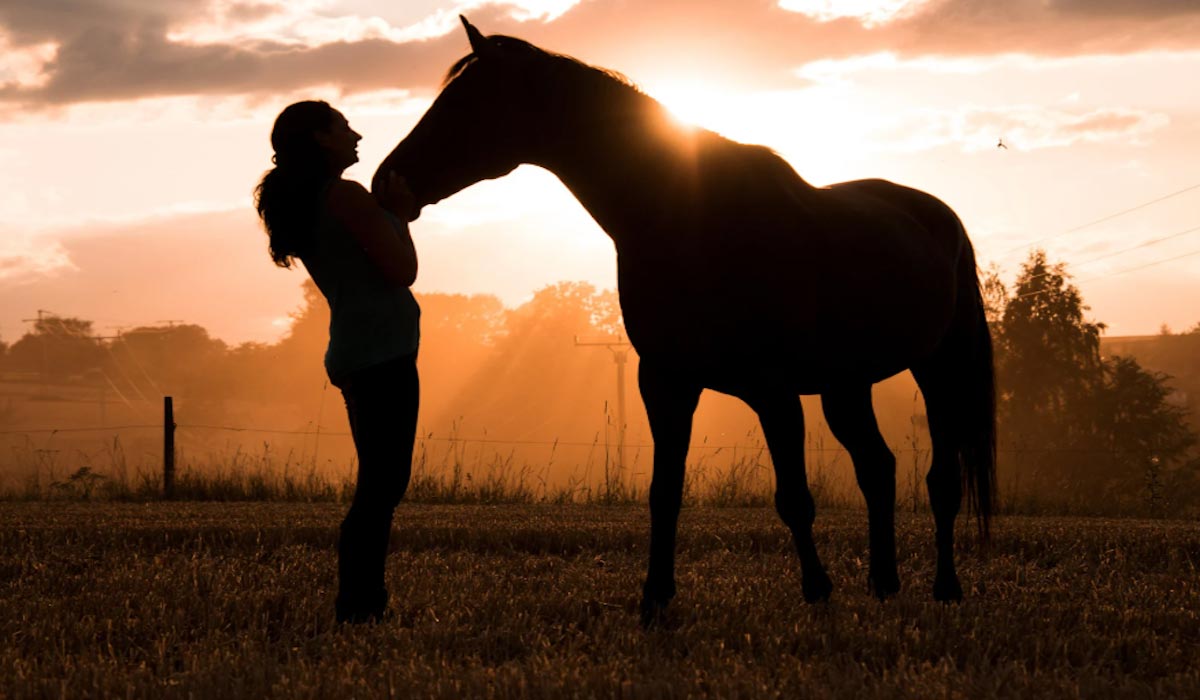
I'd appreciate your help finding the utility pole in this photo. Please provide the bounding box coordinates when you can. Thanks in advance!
[575,332,633,478]
[20,310,52,325]
[20,309,54,397]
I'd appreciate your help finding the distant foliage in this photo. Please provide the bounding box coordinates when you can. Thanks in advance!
[980,262,1008,326]
[434,281,625,437]
[992,250,1198,513]
[10,268,1196,516]
[1108,324,1200,436]
[110,324,228,398]
[994,251,1106,455]
[6,316,105,381]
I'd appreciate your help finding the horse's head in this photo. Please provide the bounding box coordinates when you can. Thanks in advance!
[374,17,550,220]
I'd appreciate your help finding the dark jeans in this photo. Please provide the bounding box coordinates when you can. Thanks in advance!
[331,350,418,622]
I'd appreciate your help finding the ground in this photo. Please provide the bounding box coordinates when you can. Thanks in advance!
[1,503,1197,699]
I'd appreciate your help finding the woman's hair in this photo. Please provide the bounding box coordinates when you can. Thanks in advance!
[255,100,335,268]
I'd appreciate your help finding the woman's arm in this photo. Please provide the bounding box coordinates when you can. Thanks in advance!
[325,177,418,287]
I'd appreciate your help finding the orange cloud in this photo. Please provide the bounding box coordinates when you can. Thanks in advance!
[2,0,1198,109]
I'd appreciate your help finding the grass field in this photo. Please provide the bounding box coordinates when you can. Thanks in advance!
[2,503,1198,699]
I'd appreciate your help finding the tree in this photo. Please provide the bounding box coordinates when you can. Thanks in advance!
[106,324,227,398]
[1104,324,1200,437]
[980,262,1008,326]
[418,292,507,348]
[208,280,329,405]
[414,291,507,423]
[503,281,623,340]
[994,250,1198,511]
[6,316,105,380]
[995,251,1105,455]
[274,279,328,361]
[1093,356,1196,512]
[433,282,625,440]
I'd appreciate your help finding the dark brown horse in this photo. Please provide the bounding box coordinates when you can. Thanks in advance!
[376,17,996,623]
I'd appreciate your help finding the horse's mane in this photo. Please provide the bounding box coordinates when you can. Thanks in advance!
[445,36,813,192]
[444,36,637,89]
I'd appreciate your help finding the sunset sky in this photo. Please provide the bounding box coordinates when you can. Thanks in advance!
[1,0,1198,345]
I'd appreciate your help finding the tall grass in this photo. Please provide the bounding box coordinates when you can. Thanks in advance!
[3,425,1187,518]
[0,430,868,508]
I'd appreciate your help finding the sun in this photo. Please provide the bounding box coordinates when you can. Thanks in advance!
[636,74,879,186]
[642,79,733,133]
[640,77,807,147]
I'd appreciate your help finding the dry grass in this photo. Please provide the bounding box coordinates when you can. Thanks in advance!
[1,503,1197,699]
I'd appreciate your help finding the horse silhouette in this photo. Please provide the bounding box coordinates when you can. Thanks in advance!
[376,17,996,624]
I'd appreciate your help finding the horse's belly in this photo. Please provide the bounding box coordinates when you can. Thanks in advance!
[617,256,820,356]
[617,246,955,389]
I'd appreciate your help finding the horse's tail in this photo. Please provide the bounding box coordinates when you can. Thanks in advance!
[955,242,997,542]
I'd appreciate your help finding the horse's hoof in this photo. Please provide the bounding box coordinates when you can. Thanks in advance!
[869,571,901,600]
[639,597,671,628]
[933,575,963,603]
[803,571,834,603]
[335,607,389,625]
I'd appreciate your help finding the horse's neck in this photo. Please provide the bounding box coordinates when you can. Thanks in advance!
[537,113,701,244]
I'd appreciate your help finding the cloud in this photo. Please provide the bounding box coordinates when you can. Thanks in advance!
[0,0,515,108]
[884,0,1200,59]
[0,208,307,344]
[1048,0,1200,20]
[0,36,57,89]
[779,0,934,27]
[0,233,73,283]
[875,105,1171,152]
[0,0,1198,109]
[0,0,205,47]
[0,28,464,106]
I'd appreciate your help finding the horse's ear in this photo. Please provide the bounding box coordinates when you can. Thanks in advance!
[460,16,496,59]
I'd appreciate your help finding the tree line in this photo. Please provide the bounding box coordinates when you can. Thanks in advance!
[986,251,1198,514]
[1,252,1196,514]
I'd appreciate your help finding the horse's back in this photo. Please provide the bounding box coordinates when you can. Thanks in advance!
[819,178,965,268]
[617,153,969,390]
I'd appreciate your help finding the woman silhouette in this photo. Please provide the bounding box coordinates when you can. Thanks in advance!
[255,100,420,623]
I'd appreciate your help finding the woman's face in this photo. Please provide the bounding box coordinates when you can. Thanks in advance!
[315,109,362,172]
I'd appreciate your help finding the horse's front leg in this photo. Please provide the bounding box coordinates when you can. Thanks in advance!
[638,359,702,627]
[747,392,833,603]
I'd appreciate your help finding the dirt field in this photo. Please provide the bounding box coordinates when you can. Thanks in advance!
[2,503,1197,699]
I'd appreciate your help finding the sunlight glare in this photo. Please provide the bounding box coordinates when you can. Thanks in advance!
[643,79,735,132]
[641,78,878,184]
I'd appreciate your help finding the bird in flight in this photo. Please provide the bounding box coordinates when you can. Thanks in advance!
[997,137,1008,149]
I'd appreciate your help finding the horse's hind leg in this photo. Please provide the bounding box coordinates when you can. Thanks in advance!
[638,360,702,626]
[748,393,832,603]
[821,386,900,599]
[911,364,964,602]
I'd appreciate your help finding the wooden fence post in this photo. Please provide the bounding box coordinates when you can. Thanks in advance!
[163,396,175,499]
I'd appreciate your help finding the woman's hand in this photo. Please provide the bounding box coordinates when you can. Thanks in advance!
[375,171,416,221]
[328,179,418,287]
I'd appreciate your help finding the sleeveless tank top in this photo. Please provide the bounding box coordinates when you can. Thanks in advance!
[300,183,420,383]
